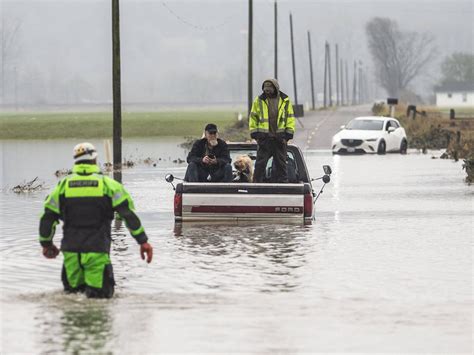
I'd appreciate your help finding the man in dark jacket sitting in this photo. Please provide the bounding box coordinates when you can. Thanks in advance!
[185,123,232,182]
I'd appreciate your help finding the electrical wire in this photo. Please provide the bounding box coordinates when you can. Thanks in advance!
[161,2,237,31]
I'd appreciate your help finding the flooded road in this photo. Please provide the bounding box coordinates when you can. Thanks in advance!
[0,139,472,353]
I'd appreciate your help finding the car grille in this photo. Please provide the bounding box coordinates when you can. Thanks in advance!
[337,148,366,154]
[341,139,363,147]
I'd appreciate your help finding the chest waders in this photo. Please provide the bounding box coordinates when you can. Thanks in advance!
[61,173,115,298]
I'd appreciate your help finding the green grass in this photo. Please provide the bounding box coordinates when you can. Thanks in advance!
[438,107,474,118]
[0,111,237,139]
[439,107,474,113]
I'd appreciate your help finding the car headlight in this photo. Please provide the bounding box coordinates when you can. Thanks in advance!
[365,138,377,142]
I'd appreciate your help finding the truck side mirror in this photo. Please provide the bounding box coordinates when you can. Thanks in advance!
[323,165,332,175]
[340,125,345,130]
[322,175,330,183]
[165,174,174,183]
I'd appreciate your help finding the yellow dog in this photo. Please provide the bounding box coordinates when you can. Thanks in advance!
[233,155,253,182]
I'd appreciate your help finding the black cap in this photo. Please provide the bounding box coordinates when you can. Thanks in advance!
[204,123,218,133]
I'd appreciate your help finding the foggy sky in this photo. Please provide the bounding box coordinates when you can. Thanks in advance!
[1,0,473,108]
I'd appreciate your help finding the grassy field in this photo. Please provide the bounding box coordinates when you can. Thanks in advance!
[0,111,238,139]
[439,107,474,118]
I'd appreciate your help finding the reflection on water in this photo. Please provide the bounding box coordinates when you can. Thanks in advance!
[59,302,112,354]
[0,140,472,353]
[5,293,114,354]
[173,223,312,293]
[41,297,113,354]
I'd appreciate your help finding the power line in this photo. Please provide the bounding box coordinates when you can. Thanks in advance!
[161,2,236,31]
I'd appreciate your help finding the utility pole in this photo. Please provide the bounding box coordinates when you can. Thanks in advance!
[335,44,339,106]
[307,31,315,110]
[274,0,277,79]
[358,62,363,104]
[327,42,332,107]
[112,0,122,182]
[352,60,357,105]
[289,13,298,105]
[1,10,4,104]
[365,72,370,102]
[14,66,17,110]
[323,42,328,108]
[345,60,349,106]
[340,58,344,106]
[362,71,366,103]
[248,0,253,117]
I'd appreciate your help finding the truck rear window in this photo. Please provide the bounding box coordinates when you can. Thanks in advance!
[229,149,300,183]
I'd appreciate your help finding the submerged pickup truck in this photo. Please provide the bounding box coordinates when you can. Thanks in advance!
[166,143,331,224]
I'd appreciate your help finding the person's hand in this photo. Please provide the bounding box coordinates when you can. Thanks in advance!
[42,244,60,259]
[140,242,153,263]
[209,157,218,165]
[202,156,211,165]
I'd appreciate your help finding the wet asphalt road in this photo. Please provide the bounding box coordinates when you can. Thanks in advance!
[293,105,372,150]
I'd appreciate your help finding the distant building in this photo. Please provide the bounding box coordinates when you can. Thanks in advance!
[435,82,474,108]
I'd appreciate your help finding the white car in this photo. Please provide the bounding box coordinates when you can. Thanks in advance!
[331,116,407,154]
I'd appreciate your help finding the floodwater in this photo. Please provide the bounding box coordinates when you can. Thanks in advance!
[0,139,472,354]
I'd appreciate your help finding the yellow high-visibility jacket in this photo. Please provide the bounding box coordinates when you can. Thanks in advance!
[249,92,295,141]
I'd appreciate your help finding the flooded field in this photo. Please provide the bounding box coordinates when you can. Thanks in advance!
[0,139,472,353]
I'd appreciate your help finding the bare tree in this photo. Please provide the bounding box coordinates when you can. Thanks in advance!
[0,15,22,102]
[366,17,436,97]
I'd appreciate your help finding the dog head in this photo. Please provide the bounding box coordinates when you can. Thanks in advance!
[233,155,252,172]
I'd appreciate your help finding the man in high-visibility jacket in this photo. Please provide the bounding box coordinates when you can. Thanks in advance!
[249,79,295,183]
[39,142,153,298]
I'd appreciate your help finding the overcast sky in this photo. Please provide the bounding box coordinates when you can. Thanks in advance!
[1,0,473,106]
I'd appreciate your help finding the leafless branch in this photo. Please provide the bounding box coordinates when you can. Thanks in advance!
[366,17,437,98]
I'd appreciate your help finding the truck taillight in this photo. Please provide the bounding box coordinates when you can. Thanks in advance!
[174,193,182,216]
[304,192,313,218]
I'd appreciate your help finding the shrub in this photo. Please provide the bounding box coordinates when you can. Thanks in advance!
[462,156,474,184]
[371,102,386,115]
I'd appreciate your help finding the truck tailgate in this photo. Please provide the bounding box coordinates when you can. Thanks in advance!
[177,183,310,221]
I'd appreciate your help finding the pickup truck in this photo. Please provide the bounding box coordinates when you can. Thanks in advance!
[166,143,331,225]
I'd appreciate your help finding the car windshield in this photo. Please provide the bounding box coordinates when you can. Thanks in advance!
[345,119,384,130]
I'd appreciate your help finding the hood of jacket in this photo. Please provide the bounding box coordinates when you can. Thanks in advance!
[259,78,288,100]
[261,78,280,92]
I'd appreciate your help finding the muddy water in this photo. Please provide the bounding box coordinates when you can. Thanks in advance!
[0,139,472,354]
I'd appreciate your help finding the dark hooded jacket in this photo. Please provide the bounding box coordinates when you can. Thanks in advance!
[187,138,231,169]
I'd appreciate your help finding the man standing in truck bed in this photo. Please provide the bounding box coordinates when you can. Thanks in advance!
[249,79,296,183]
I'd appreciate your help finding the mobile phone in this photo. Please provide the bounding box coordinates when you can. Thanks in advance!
[208,154,216,159]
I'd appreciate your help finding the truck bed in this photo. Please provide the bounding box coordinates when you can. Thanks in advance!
[169,143,322,224]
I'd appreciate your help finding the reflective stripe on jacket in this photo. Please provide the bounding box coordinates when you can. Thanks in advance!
[249,92,295,140]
